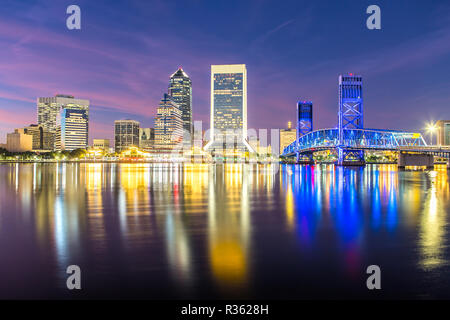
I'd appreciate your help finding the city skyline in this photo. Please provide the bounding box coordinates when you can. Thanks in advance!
[1,1,450,143]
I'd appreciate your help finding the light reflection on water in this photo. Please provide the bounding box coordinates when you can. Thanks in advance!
[0,163,449,299]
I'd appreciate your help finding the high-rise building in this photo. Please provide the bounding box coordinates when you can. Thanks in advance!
[93,139,110,152]
[297,101,313,139]
[55,108,89,151]
[169,67,193,139]
[37,94,89,150]
[139,128,155,151]
[114,120,140,153]
[436,120,450,146]
[280,121,297,155]
[38,94,89,132]
[6,131,33,152]
[18,124,54,151]
[154,93,183,151]
[204,64,254,154]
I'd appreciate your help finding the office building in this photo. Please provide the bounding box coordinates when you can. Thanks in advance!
[154,93,183,151]
[18,124,54,151]
[297,101,313,139]
[55,108,89,151]
[6,131,33,152]
[93,139,110,152]
[38,94,89,132]
[169,67,193,139]
[139,128,155,151]
[37,94,89,150]
[204,64,254,154]
[280,121,297,155]
[436,120,450,146]
[114,120,140,153]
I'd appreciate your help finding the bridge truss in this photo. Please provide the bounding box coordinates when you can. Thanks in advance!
[282,128,428,160]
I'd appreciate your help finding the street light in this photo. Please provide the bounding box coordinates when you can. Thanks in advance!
[426,122,437,145]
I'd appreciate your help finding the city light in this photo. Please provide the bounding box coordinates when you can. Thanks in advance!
[426,122,438,145]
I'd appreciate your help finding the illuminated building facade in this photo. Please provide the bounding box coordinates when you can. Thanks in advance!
[93,139,110,152]
[154,93,183,151]
[19,124,54,151]
[297,101,313,137]
[37,94,89,149]
[280,122,297,155]
[169,68,193,139]
[114,120,140,153]
[56,108,89,151]
[436,120,450,146]
[204,64,254,155]
[6,131,33,152]
[139,128,155,151]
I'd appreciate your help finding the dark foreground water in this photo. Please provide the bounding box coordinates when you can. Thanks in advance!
[0,163,449,299]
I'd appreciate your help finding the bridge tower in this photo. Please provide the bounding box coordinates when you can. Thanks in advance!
[338,74,364,165]
[297,101,313,162]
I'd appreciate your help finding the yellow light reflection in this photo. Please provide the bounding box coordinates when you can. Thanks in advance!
[419,170,446,270]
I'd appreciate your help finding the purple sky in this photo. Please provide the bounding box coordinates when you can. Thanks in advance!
[1,0,450,143]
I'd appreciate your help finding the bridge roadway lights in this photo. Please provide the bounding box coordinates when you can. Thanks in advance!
[398,152,434,170]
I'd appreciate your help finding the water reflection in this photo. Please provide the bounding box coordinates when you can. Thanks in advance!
[419,169,448,270]
[0,163,449,298]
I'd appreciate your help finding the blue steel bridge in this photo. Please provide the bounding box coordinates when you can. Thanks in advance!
[282,74,450,166]
[282,128,427,156]
[282,127,450,166]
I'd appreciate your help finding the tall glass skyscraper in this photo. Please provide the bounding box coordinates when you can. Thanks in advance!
[154,93,183,151]
[204,64,254,154]
[297,101,313,138]
[56,108,89,151]
[168,67,192,139]
[37,94,89,150]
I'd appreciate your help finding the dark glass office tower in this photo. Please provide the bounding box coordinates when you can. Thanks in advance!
[168,67,193,139]
[297,101,313,138]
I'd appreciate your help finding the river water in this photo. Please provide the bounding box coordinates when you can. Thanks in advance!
[0,162,449,299]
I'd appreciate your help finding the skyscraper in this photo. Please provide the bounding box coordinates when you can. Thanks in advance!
[204,64,254,154]
[297,101,313,138]
[154,93,183,151]
[56,108,89,151]
[114,120,140,153]
[168,67,193,139]
[37,94,89,149]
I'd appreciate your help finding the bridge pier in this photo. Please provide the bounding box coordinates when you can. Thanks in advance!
[336,148,365,166]
[398,152,434,170]
[296,152,314,165]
